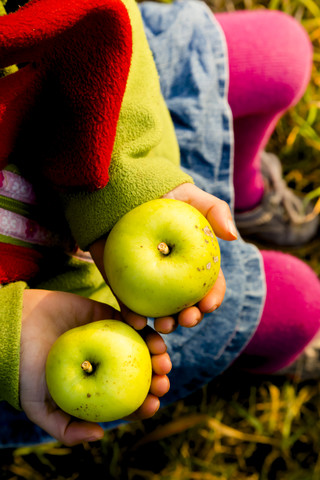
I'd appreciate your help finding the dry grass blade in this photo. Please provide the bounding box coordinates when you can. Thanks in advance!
[6,459,45,480]
[131,411,281,453]
[13,442,71,457]
[131,414,209,449]
[206,417,280,446]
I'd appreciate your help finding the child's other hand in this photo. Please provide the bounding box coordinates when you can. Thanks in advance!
[20,289,171,446]
[154,183,237,333]
[116,184,237,333]
[90,183,237,334]
[164,183,238,241]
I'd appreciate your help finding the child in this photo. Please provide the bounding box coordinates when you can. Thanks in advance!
[0,0,319,447]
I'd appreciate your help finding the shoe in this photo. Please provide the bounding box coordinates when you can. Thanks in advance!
[235,151,319,247]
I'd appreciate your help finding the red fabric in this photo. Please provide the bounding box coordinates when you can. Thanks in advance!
[0,0,132,190]
[0,242,43,283]
[0,67,40,168]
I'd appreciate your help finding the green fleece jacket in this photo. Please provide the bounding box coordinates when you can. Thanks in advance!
[0,0,193,410]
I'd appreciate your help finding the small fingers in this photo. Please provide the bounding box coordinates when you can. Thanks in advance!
[164,184,237,241]
[126,339,171,421]
[151,352,172,376]
[205,199,238,241]
[140,326,172,373]
[144,329,168,354]
[154,269,226,332]
[154,315,178,334]
[29,406,104,446]
[150,374,170,397]
[60,420,105,446]
[176,268,226,328]
[124,309,148,330]
[126,394,160,421]
[197,268,226,313]
[178,306,204,328]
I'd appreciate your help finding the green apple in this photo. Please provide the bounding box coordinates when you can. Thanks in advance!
[104,198,221,318]
[45,319,152,422]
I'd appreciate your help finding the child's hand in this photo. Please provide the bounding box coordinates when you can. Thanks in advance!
[90,183,237,334]
[155,183,237,333]
[19,289,171,446]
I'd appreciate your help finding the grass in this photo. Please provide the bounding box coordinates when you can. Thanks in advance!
[3,374,320,479]
[1,0,320,479]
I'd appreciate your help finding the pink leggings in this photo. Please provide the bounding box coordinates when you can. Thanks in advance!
[215,10,320,373]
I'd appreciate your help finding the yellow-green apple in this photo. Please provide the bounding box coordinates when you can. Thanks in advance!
[45,320,152,422]
[104,199,221,318]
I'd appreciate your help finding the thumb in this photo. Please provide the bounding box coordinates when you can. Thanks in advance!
[164,183,238,241]
[29,404,105,446]
[25,289,121,334]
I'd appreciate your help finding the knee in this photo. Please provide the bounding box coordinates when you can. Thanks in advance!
[241,250,320,373]
[261,250,320,338]
[218,9,313,114]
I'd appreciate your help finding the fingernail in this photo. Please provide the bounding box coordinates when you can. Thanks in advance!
[133,317,147,330]
[228,219,238,239]
[86,434,103,443]
[184,317,199,327]
[159,317,175,333]
[207,304,218,313]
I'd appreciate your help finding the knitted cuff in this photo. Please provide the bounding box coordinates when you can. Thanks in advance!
[0,167,75,284]
[0,281,27,410]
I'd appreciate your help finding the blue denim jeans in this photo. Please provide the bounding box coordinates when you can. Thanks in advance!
[0,0,265,448]
[140,0,265,405]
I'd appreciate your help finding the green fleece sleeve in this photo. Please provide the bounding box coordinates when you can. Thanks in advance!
[62,154,192,250]
[0,282,27,410]
[60,0,193,250]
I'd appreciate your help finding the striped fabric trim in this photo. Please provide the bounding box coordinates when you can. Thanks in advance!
[0,169,74,250]
[0,170,36,205]
[0,207,65,247]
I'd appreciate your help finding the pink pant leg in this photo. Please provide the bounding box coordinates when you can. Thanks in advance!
[215,10,313,211]
[239,251,320,373]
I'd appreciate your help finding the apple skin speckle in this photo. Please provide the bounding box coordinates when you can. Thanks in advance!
[104,199,221,318]
[203,226,214,238]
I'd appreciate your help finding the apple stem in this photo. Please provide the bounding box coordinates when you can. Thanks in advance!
[81,360,93,374]
[157,242,170,255]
